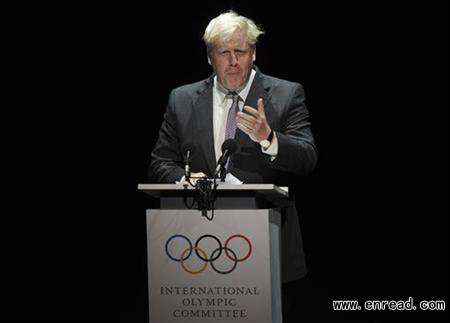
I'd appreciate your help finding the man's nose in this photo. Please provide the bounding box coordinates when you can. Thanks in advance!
[229,52,238,66]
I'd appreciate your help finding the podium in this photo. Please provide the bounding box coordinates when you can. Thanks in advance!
[138,183,289,323]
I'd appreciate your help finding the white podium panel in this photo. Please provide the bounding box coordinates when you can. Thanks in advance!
[146,209,282,323]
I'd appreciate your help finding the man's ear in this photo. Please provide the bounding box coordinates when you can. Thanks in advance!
[253,48,256,62]
[207,56,212,65]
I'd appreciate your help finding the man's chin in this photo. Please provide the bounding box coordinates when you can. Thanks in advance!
[223,81,243,91]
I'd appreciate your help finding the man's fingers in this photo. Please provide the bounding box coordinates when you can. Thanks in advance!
[243,105,259,117]
[237,111,256,123]
[236,118,254,130]
[243,99,265,117]
[237,122,252,134]
[257,98,265,113]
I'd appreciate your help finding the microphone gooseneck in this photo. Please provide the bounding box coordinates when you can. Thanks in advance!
[214,139,238,179]
[181,142,196,180]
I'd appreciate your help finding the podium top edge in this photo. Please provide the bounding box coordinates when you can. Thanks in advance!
[137,183,288,197]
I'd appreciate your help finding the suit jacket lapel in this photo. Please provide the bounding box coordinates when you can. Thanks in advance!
[193,77,217,176]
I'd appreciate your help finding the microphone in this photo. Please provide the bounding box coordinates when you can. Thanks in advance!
[181,142,196,179]
[214,139,238,179]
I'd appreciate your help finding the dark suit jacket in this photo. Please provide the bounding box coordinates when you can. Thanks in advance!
[149,67,318,282]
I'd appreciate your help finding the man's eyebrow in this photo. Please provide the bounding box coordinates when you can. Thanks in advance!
[218,48,248,52]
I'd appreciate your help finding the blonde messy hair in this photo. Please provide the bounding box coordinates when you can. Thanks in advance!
[203,11,264,52]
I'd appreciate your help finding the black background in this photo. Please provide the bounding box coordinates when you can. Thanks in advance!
[2,1,448,322]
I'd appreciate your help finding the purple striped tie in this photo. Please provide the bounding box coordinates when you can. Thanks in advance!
[225,92,239,140]
[223,92,239,173]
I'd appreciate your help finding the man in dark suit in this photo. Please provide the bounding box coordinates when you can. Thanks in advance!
[148,10,318,321]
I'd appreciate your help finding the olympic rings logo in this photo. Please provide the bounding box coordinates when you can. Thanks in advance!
[165,234,252,274]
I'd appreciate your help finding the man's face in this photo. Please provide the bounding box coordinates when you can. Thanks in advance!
[208,34,255,91]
